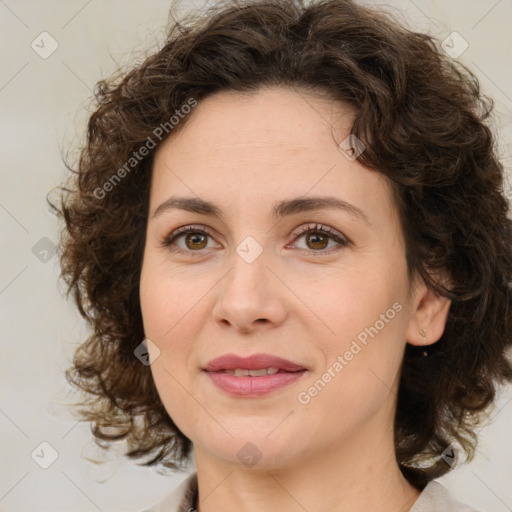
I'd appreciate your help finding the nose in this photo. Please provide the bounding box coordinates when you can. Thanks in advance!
[211,247,288,335]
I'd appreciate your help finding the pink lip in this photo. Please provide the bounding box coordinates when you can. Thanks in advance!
[202,353,308,397]
[203,353,306,372]
[204,371,307,397]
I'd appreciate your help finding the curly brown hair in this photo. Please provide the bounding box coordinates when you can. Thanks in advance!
[49,0,512,488]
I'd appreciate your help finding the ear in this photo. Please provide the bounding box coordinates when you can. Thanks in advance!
[405,276,452,348]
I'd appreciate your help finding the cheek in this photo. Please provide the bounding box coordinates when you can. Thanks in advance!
[299,300,407,428]
[139,255,186,339]
[139,256,200,395]
[315,270,408,385]
[140,272,192,372]
[139,245,219,337]
[321,269,404,337]
[139,270,195,434]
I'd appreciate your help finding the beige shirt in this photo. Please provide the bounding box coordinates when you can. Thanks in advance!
[143,472,482,512]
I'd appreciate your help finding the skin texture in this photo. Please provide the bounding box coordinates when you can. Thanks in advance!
[139,86,451,512]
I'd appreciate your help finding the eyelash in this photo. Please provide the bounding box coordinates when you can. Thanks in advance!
[161,223,350,256]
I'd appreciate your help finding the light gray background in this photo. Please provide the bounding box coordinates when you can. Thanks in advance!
[1,1,511,511]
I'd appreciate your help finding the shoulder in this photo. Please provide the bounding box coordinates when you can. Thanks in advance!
[142,472,198,512]
[410,480,483,512]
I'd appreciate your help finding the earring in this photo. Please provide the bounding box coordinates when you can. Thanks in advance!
[419,329,428,357]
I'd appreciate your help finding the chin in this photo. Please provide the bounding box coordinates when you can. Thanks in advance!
[199,428,303,467]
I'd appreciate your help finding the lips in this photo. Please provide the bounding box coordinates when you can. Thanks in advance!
[202,353,307,373]
[202,353,308,397]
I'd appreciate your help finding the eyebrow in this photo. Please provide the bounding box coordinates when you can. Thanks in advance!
[152,195,371,226]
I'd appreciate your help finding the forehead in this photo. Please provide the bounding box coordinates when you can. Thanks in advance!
[163,86,356,151]
[150,86,396,227]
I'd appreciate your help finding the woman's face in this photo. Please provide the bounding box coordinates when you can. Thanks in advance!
[139,86,445,471]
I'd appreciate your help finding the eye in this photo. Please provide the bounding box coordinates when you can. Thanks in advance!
[161,224,218,254]
[288,223,350,255]
[161,222,350,255]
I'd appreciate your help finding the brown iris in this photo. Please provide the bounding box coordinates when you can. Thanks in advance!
[185,233,208,250]
[305,232,329,250]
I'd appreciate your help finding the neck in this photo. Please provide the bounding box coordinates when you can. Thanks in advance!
[192,412,421,512]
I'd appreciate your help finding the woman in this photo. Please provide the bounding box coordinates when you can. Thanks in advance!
[51,0,512,511]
